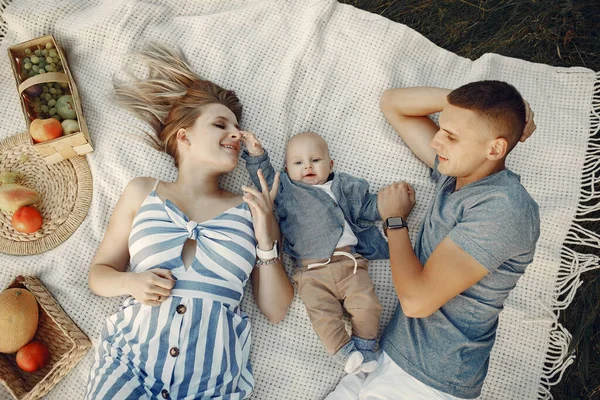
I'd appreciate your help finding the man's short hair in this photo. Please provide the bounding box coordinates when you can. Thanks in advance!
[447,80,526,151]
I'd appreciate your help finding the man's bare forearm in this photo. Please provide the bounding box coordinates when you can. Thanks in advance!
[380,87,451,168]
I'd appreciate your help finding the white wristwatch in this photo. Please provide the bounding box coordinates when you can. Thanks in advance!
[256,240,278,261]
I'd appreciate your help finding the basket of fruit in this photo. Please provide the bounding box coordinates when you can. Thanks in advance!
[7,35,93,165]
[0,275,91,400]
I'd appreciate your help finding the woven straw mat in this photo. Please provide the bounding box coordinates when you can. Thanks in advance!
[0,133,92,255]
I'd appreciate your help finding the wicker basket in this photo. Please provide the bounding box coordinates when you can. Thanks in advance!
[0,276,91,400]
[7,35,93,164]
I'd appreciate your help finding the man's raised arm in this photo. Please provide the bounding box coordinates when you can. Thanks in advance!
[380,87,450,169]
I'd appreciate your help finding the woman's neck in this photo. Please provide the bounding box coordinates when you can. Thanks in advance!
[174,164,225,199]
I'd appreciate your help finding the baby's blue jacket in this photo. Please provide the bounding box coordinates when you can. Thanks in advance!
[242,150,389,262]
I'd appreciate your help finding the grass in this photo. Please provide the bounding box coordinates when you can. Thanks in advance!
[338,1,600,398]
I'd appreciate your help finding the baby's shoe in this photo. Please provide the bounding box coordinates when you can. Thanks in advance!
[352,336,380,373]
[333,340,364,374]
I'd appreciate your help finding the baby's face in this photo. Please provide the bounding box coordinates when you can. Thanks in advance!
[285,133,333,185]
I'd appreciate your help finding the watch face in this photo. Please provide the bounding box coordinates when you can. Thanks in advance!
[387,217,407,228]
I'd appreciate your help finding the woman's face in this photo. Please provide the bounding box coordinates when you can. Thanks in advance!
[177,103,242,173]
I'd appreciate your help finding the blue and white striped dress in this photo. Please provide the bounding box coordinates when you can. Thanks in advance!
[86,183,257,400]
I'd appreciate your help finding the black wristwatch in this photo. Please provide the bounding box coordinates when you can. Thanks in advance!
[383,217,408,236]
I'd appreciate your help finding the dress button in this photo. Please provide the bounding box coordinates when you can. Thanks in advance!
[170,347,180,357]
[161,389,169,399]
[333,202,338,207]
[176,304,187,314]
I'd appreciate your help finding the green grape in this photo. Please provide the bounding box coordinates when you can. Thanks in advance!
[22,57,31,64]
[46,83,53,88]
[51,57,59,63]
[42,49,48,56]
[30,55,39,64]
[49,88,57,95]
[24,63,32,70]
[24,48,32,56]
[34,49,41,56]
[44,93,52,101]
[41,105,49,112]
[45,57,52,64]
[38,68,46,74]
[49,108,57,115]
[47,99,56,107]
[58,82,68,88]
[42,87,48,94]
[45,65,54,72]
[45,42,53,49]
[55,89,63,95]
[32,65,40,73]
[49,50,57,58]
[38,61,46,69]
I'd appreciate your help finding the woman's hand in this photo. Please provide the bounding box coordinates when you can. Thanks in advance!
[377,181,416,221]
[240,131,265,156]
[242,168,281,250]
[520,99,536,142]
[127,268,176,306]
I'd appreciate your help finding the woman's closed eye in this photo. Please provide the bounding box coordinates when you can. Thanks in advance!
[214,123,225,129]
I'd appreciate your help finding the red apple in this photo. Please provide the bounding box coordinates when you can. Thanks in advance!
[11,206,43,233]
[29,118,63,143]
[16,341,50,372]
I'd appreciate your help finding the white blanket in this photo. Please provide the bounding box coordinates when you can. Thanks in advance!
[1,1,598,399]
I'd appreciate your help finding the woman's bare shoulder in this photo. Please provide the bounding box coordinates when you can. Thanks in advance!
[118,177,159,212]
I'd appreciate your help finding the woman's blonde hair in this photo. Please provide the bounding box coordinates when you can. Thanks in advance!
[113,44,242,167]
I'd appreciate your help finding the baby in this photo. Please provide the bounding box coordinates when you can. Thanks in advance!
[242,131,388,374]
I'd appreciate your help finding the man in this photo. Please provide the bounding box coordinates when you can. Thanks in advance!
[326,81,540,399]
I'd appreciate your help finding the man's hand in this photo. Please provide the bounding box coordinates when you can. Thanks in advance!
[520,100,536,142]
[241,131,265,156]
[377,181,416,221]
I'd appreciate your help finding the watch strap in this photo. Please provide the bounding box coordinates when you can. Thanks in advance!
[256,240,278,260]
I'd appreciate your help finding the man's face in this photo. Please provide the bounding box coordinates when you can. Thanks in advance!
[430,104,494,183]
[285,133,333,185]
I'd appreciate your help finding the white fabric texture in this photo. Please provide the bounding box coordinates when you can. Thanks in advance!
[0,1,598,399]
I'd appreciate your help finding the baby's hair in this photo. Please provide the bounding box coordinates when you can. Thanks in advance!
[113,43,241,167]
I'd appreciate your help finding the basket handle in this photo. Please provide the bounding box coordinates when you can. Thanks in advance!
[18,72,69,94]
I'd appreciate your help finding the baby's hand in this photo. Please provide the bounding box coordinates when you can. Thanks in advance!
[241,131,265,156]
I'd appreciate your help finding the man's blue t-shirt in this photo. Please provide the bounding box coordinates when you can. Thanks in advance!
[380,158,540,399]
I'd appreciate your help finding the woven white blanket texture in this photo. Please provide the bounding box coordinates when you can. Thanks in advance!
[0,0,598,399]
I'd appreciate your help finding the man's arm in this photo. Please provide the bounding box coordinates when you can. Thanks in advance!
[380,87,451,169]
[378,181,488,318]
[387,229,488,318]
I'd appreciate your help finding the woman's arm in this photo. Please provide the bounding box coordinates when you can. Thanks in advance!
[242,170,294,324]
[88,177,175,306]
[250,216,293,324]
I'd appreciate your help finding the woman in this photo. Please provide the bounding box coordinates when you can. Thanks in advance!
[85,44,294,399]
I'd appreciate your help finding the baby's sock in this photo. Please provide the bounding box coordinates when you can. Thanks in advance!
[352,336,380,373]
[332,340,364,374]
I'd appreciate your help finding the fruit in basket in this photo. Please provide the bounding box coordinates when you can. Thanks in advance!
[20,42,63,80]
[30,83,70,121]
[23,84,43,97]
[11,206,43,233]
[0,288,39,353]
[0,184,40,212]
[16,341,50,372]
[56,95,77,119]
[29,117,63,142]
[61,119,79,135]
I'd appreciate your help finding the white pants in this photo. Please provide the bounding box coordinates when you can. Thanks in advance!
[325,351,462,400]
